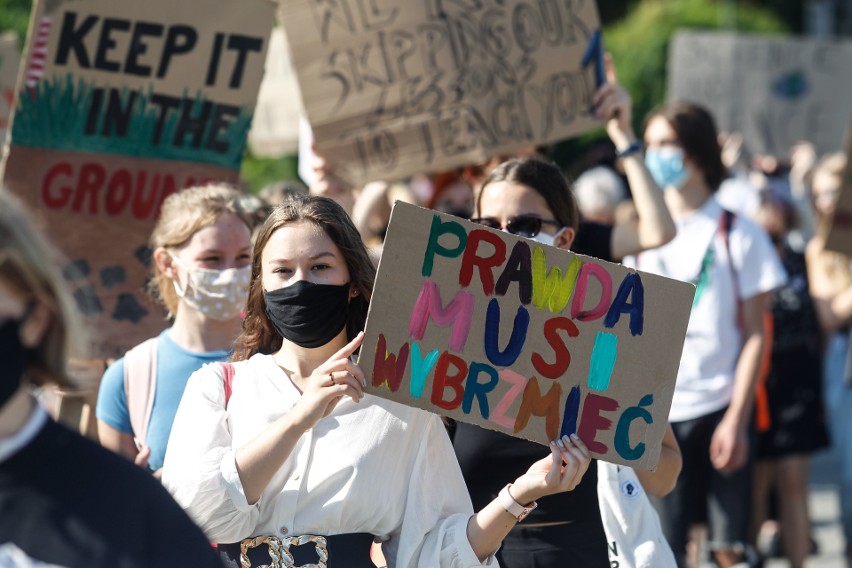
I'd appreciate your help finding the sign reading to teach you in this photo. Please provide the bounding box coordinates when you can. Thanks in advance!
[360,203,695,470]
[279,0,604,186]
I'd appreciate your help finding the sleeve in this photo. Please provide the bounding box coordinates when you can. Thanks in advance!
[141,476,225,567]
[383,414,497,568]
[95,357,133,434]
[731,218,788,300]
[161,363,260,544]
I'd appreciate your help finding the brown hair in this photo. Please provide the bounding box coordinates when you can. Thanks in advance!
[477,156,579,232]
[644,102,727,191]
[0,191,83,388]
[232,195,375,361]
[148,183,252,317]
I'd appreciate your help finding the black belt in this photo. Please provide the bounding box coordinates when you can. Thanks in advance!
[217,532,375,567]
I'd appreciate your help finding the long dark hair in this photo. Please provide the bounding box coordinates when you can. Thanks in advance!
[232,196,375,361]
[477,156,579,232]
[644,102,727,192]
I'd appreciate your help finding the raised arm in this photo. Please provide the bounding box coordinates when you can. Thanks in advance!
[592,55,676,260]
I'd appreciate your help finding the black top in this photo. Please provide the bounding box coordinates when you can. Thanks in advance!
[574,221,615,262]
[0,416,221,568]
[452,220,615,566]
[770,246,821,354]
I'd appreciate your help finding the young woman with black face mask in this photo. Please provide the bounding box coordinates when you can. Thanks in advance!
[162,195,592,568]
[0,191,222,567]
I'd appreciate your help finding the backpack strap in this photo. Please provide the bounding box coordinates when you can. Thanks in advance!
[123,337,159,448]
[221,362,235,409]
[719,209,742,328]
[719,209,774,431]
[755,311,774,432]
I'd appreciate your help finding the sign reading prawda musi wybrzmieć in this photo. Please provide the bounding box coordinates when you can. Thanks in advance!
[360,203,695,470]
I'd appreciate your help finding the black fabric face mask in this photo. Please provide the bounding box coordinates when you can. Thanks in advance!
[0,314,29,410]
[264,281,351,348]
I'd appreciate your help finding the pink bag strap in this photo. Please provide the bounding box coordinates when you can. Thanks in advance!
[221,362,235,409]
[123,337,159,448]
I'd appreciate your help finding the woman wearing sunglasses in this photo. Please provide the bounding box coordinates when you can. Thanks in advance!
[456,55,680,568]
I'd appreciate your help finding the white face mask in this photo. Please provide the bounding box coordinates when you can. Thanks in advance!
[507,227,565,247]
[170,255,251,321]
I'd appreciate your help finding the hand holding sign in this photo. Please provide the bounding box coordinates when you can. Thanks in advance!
[512,433,592,505]
[592,54,635,151]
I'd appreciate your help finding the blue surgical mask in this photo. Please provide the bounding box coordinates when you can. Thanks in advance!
[645,147,689,190]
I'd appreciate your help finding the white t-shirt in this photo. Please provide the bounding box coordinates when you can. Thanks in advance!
[162,353,494,568]
[624,197,787,422]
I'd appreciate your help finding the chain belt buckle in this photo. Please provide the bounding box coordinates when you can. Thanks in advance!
[239,535,329,568]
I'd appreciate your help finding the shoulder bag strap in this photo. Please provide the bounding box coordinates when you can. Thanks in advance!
[720,210,774,432]
[123,336,159,447]
[221,362,235,409]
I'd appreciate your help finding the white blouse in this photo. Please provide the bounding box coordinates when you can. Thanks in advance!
[162,353,495,568]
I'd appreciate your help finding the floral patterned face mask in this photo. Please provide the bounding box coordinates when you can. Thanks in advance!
[170,255,251,321]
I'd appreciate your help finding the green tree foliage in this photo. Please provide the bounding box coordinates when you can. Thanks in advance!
[0,0,32,48]
[604,0,788,133]
[241,153,299,193]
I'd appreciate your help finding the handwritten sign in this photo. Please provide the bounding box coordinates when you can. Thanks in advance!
[279,0,603,186]
[360,203,695,470]
[0,32,19,145]
[247,26,304,157]
[0,0,275,359]
[826,123,852,255]
[668,30,852,158]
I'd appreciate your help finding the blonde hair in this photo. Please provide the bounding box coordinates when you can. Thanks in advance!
[813,152,847,183]
[810,152,852,295]
[148,184,253,317]
[0,190,83,388]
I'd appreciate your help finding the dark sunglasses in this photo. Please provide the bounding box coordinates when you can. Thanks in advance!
[470,215,560,238]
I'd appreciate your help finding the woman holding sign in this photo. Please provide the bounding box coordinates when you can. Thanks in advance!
[455,56,682,568]
[162,195,591,567]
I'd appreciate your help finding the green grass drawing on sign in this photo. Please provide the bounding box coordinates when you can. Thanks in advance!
[12,74,252,170]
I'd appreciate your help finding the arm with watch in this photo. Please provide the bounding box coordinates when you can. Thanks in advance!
[591,54,677,261]
[465,433,591,562]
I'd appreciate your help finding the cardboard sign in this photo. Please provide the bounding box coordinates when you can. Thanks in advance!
[0,32,19,146]
[826,126,852,255]
[279,0,603,186]
[668,31,852,158]
[360,203,695,470]
[247,26,304,157]
[1,0,275,359]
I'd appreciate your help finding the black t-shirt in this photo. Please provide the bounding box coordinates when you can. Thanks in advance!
[451,220,615,567]
[0,417,221,568]
[574,220,615,262]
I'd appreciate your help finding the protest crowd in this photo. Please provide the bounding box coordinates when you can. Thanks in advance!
[1,2,852,568]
